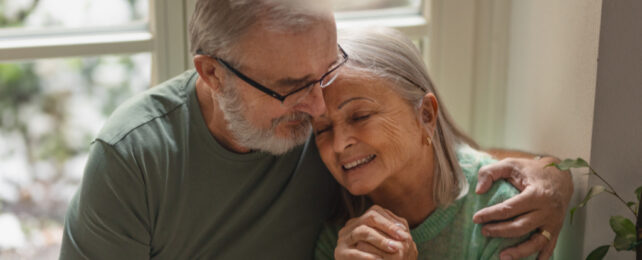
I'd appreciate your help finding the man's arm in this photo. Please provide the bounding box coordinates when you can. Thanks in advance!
[60,140,151,260]
[485,148,545,160]
[474,149,573,260]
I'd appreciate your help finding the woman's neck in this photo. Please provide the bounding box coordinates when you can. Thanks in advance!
[368,148,436,228]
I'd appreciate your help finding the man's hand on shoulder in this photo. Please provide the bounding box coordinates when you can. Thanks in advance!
[473,156,573,260]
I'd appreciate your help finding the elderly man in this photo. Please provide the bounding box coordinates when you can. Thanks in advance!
[60,0,571,259]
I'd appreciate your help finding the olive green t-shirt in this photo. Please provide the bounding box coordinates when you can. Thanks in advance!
[60,70,339,259]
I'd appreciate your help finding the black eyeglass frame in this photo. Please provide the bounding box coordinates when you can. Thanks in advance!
[197,45,348,103]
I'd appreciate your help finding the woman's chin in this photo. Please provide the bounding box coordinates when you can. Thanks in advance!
[345,181,376,196]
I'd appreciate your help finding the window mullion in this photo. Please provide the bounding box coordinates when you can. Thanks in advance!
[0,30,152,62]
[150,0,190,85]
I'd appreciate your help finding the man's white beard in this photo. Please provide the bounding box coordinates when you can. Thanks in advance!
[216,81,312,155]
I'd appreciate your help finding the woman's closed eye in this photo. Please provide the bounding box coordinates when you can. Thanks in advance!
[351,112,372,122]
[314,124,331,135]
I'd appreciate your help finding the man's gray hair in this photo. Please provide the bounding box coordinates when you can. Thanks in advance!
[336,27,480,216]
[189,0,332,63]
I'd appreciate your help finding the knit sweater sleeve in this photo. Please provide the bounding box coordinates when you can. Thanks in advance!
[477,181,537,260]
[458,145,537,260]
[314,223,341,260]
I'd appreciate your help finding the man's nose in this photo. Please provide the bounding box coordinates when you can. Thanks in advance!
[295,84,327,118]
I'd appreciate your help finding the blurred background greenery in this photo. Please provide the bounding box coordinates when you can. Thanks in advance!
[0,0,149,258]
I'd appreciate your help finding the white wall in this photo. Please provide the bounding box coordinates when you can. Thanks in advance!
[503,0,601,159]
[426,0,642,258]
[502,1,602,258]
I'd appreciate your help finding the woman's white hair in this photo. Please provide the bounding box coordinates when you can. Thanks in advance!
[335,27,479,218]
[189,0,331,64]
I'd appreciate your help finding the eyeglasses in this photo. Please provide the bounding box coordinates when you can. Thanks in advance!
[197,45,348,108]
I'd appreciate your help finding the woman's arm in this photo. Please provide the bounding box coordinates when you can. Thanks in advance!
[473,151,573,260]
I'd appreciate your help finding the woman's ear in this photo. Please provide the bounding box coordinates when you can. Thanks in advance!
[420,93,439,131]
[193,55,225,93]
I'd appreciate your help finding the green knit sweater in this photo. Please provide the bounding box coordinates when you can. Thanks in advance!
[314,146,536,260]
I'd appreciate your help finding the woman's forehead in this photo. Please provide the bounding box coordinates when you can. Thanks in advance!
[323,73,393,106]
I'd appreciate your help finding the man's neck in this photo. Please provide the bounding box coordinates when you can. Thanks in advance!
[195,78,252,154]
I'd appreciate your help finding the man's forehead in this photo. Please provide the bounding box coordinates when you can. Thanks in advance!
[236,21,338,84]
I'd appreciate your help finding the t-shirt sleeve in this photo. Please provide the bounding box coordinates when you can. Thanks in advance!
[60,140,150,260]
[478,182,537,260]
[314,223,341,260]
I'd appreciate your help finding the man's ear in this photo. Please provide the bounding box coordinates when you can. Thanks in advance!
[193,55,225,93]
[420,93,439,131]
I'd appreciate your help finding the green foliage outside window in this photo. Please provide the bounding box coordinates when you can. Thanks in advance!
[0,1,149,258]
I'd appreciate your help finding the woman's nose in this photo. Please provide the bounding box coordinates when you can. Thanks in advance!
[332,125,355,153]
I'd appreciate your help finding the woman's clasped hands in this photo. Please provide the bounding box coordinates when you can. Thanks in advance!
[335,205,418,260]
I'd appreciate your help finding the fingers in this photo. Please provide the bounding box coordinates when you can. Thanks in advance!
[354,205,411,241]
[473,189,540,224]
[537,235,558,260]
[346,225,404,254]
[477,160,526,194]
[335,247,383,260]
[354,241,390,258]
[476,163,511,194]
[499,232,549,260]
[338,205,416,259]
[380,208,411,235]
[477,156,568,259]
[479,209,548,238]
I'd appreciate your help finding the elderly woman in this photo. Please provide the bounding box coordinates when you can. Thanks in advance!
[313,27,537,260]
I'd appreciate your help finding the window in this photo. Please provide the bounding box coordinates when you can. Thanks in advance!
[0,0,166,258]
[1,0,148,30]
[333,0,430,60]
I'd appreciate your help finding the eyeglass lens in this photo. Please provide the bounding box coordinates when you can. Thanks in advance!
[282,50,346,107]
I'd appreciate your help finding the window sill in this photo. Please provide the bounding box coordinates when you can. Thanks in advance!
[0,27,152,62]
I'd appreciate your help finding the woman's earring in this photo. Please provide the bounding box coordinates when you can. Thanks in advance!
[426,136,432,146]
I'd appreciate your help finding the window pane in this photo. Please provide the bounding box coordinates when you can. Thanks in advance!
[333,0,420,12]
[0,53,150,259]
[0,0,148,30]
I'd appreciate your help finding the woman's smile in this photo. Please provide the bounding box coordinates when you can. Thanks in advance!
[341,154,376,171]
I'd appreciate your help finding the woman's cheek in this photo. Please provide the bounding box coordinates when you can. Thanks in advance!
[316,138,331,164]
[316,139,340,174]
[371,116,411,170]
